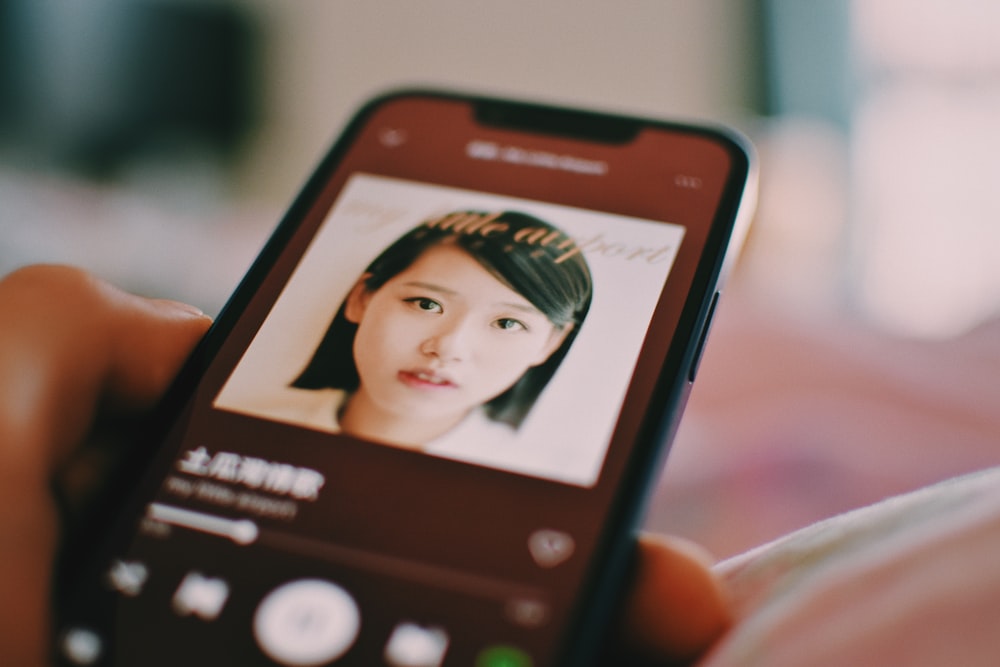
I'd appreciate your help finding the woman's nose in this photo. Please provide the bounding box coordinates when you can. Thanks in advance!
[420,319,473,361]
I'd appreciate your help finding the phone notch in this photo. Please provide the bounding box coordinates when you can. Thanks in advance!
[474,99,640,144]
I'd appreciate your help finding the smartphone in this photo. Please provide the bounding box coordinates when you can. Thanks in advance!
[54,90,755,667]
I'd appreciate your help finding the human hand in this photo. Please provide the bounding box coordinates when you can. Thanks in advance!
[0,265,212,666]
[0,265,730,666]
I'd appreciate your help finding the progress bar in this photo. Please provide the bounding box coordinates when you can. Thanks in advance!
[147,503,259,545]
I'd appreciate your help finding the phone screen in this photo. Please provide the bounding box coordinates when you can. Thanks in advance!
[55,93,751,667]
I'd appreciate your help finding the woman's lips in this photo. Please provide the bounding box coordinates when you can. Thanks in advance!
[398,369,458,389]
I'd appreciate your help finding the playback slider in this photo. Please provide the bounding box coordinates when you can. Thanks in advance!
[147,503,259,545]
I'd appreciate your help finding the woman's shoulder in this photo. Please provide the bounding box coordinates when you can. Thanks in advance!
[222,386,347,433]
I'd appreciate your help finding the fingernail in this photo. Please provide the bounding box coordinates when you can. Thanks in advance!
[154,298,210,319]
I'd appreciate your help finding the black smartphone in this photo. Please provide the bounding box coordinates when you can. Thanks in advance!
[54,90,755,667]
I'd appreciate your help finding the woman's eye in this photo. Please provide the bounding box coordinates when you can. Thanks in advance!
[494,317,527,331]
[405,297,442,313]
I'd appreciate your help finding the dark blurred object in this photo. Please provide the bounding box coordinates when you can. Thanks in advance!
[0,0,257,178]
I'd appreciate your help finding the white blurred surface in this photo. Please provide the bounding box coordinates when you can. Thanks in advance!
[235,0,757,201]
[4,1,1000,557]
[1,0,756,311]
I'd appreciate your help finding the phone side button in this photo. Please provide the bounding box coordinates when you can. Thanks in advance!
[687,292,720,383]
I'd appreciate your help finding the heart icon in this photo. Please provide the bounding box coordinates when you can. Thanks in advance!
[528,529,575,568]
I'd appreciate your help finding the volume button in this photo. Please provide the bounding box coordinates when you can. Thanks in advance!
[688,292,720,383]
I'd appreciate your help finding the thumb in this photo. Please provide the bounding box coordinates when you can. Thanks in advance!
[614,533,733,665]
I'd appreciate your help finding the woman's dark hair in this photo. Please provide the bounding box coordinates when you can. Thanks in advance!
[291,210,593,428]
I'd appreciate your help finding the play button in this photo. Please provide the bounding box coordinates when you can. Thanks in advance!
[253,578,360,666]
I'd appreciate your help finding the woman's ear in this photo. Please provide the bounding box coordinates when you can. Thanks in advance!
[343,274,374,324]
[531,323,573,366]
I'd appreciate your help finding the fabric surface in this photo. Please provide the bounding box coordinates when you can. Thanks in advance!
[697,466,1000,666]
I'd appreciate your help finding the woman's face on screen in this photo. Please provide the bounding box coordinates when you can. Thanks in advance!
[344,243,568,437]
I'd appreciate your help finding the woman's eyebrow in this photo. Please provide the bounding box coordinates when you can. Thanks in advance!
[498,301,543,315]
[403,280,456,296]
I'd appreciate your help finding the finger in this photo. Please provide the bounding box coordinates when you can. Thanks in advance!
[0,265,210,666]
[615,533,732,665]
[0,265,211,453]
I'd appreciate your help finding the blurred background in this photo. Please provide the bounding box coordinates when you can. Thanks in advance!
[2,0,999,558]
